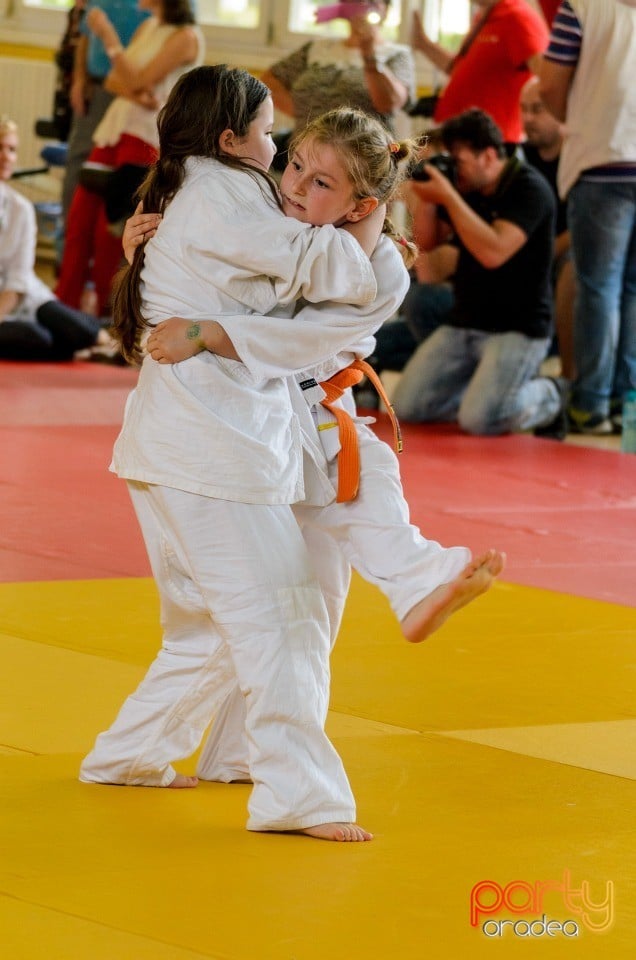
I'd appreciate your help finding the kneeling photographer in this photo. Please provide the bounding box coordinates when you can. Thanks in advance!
[374,108,568,439]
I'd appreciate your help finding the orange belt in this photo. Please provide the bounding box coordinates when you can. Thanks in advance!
[319,359,403,503]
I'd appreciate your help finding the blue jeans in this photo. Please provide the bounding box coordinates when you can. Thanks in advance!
[402,281,455,342]
[568,179,636,416]
[392,326,557,435]
[371,281,454,373]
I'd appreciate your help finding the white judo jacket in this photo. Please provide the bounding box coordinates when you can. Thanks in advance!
[112,157,382,505]
[218,235,410,468]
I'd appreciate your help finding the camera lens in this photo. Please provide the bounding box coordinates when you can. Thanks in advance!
[409,154,456,185]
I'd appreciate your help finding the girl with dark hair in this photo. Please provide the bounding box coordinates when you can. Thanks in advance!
[131,105,504,786]
[80,66,388,842]
[55,0,203,317]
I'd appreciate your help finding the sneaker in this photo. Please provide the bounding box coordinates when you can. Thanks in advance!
[568,407,614,435]
[74,341,128,366]
[534,377,570,441]
[610,399,623,434]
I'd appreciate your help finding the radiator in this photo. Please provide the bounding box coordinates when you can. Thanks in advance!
[0,56,58,169]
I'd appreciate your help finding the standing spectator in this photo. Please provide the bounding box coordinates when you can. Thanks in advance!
[262,1,414,148]
[379,109,565,438]
[55,0,203,318]
[38,0,86,143]
[410,0,548,144]
[520,75,575,379]
[538,1,561,26]
[538,0,636,434]
[62,0,150,222]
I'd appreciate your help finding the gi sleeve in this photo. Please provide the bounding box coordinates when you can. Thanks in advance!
[200,213,378,309]
[217,238,409,385]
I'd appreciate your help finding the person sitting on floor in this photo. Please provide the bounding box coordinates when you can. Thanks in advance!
[0,116,113,361]
[370,82,576,390]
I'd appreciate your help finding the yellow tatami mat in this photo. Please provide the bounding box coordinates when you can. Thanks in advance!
[2,574,636,958]
[439,719,636,781]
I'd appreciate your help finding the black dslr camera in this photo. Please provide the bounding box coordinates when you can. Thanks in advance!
[409,153,457,186]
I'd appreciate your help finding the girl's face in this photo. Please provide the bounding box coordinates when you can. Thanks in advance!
[280,138,372,226]
[220,96,276,172]
[0,130,18,182]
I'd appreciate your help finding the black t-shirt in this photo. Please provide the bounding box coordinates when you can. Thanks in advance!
[452,158,556,339]
[521,144,567,236]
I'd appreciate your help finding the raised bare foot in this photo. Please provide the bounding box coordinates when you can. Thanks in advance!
[168,774,199,788]
[401,549,506,644]
[296,822,373,842]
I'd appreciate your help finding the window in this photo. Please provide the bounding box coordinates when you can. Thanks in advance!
[1,2,471,63]
[425,0,471,52]
[21,0,68,7]
[197,0,261,29]
[284,0,402,42]
[439,0,470,50]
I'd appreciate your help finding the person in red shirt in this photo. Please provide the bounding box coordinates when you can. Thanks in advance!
[411,0,548,144]
[538,0,561,26]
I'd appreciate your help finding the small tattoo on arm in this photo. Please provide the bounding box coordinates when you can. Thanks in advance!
[186,323,201,341]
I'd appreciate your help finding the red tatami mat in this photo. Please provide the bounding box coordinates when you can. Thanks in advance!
[374,418,636,606]
[1,362,635,605]
[0,360,138,426]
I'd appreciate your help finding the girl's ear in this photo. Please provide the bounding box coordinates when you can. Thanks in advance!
[219,128,238,156]
[345,196,380,222]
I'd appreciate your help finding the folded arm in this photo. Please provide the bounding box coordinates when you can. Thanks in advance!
[87,11,199,98]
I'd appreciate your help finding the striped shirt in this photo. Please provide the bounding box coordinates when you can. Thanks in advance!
[545,1,582,64]
[546,1,636,182]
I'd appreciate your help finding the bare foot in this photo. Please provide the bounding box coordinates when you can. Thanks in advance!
[168,774,199,788]
[96,328,117,348]
[401,549,506,644]
[296,822,373,842]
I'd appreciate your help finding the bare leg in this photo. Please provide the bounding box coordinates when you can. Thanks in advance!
[401,549,505,644]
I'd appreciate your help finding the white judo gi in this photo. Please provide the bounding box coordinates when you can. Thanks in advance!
[80,158,383,831]
[189,238,471,782]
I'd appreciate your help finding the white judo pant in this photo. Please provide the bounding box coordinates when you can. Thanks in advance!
[196,424,471,782]
[79,480,356,832]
